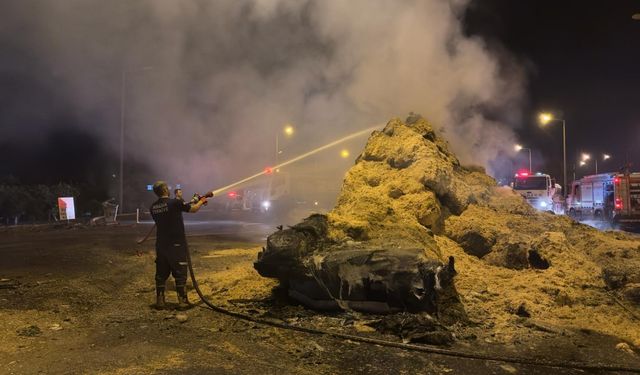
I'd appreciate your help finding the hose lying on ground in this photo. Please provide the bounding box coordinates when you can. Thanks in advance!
[184,245,640,373]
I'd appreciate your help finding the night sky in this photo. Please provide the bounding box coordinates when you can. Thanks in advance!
[465,0,640,181]
[1,1,639,192]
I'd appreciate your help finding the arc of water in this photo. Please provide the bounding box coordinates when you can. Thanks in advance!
[210,125,381,197]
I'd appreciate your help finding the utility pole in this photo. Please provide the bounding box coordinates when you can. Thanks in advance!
[119,70,126,213]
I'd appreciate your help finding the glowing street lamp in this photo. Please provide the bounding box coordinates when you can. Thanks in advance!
[579,152,611,174]
[284,124,294,136]
[276,124,295,165]
[340,149,350,159]
[538,113,553,125]
[514,144,532,173]
[597,154,612,174]
[595,153,611,174]
[539,112,567,197]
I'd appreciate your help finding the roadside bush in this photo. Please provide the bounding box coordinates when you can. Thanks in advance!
[0,182,80,224]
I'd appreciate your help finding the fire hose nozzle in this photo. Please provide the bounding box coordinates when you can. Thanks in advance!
[191,191,214,205]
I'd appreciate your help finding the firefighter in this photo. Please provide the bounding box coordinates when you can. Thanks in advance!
[150,181,208,309]
[174,188,184,201]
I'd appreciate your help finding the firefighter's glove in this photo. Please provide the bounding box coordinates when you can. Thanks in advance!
[190,194,202,205]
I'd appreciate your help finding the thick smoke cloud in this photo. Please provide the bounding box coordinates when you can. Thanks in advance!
[1,0,524,199]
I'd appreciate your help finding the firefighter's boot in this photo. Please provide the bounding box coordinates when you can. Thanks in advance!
[177,287,191,310]
[155,292,166,310]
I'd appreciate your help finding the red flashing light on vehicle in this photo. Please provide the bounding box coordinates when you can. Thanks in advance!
[264,167,273,175]
[515,169,529,178]
[614,177,620,184]
[615,198,623,210]
[228,191,237,198]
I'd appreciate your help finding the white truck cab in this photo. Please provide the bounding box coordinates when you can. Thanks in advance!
[512,171,561,212]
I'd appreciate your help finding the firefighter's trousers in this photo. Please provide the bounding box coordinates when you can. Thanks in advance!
[155,242,188,296]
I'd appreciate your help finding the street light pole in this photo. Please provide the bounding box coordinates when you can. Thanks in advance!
[539,113,567,197]
[275,124,294,167]
[119,70,126,213]
[562,119,567,198]
[601,154,610,174]
[581,152,610,176]
[514,145,532,173]
[275,134,279,165]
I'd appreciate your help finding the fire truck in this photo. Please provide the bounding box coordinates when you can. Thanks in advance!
[220,172,291,214]
[512,171,563,212]
[565,172,640,226]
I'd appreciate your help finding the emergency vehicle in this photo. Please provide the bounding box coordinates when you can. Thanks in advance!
[512,171,562,212]
[222,172,291,214]
[565,172,640,225]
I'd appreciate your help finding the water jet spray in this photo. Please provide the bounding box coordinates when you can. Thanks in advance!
[208,125,381,197]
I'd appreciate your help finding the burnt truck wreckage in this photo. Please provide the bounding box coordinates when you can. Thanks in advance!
[254,214,457,313]
[255,115,640,350]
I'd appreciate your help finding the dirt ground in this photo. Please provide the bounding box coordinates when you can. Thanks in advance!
[1,224,639,374]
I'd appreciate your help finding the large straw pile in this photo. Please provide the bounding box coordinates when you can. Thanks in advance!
[255,115,640,346]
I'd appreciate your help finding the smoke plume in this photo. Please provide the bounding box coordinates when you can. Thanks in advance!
[1,0,525,203]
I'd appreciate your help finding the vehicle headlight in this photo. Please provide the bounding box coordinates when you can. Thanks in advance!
[539,201,548,208]
[261,201,271,209]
